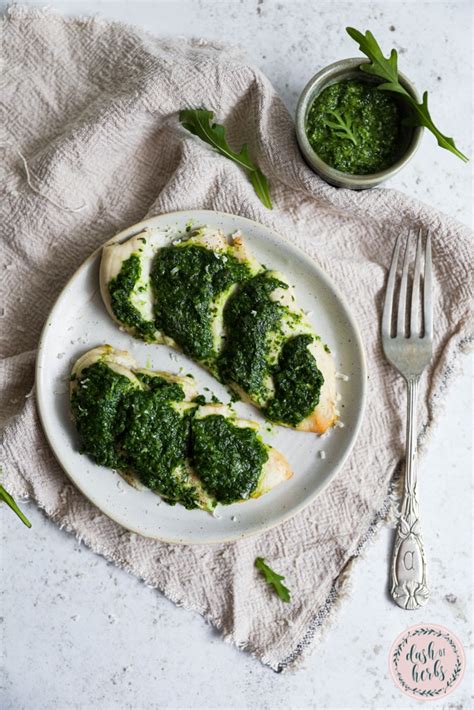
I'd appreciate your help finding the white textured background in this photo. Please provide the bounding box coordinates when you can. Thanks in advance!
[1,1,472,709]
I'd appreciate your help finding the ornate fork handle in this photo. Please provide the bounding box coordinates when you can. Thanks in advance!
[390,377,430,610]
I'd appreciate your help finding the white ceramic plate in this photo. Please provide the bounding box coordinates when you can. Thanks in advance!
[36,210,366,544]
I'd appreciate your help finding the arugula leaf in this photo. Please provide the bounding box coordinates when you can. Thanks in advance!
[346,28,402,94]
[323,109,358,146]
[179,109,273,208]
[250,168,272,210]
[346,27,468,162]
[0,483,32,528]
[255,557,291,603]
[404,91,468,160]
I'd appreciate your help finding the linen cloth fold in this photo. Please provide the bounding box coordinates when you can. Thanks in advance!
[0,7,472,671]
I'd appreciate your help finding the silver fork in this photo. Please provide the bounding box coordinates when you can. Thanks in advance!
[382,229,433,610]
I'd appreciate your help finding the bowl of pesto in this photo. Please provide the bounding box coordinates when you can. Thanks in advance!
[295,58,423,189]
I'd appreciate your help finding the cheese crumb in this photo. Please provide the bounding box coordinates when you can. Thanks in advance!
[319,450,326,460]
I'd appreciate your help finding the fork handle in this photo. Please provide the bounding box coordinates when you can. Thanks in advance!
[390,378,430,610]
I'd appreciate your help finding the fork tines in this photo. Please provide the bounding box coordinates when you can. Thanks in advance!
[382,229,432,340]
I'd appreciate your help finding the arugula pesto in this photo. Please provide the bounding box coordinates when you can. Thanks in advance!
[191,415,268,504]
[121,374,200,509]
[151,244,251,362]
[72,363,201,508]
[71,357,275,509]
[266,335,324,426]
[218,272,287,404]
[70,362,135,468]
[108,254,156,340]
[306,79,404,174]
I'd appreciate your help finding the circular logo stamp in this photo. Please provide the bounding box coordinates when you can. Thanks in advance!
[389,624,465,701]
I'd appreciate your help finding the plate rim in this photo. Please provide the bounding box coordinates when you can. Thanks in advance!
[36,209,367,544]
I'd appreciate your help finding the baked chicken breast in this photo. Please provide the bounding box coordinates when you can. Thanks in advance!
[100,226,337,433]
[70,346,293,511]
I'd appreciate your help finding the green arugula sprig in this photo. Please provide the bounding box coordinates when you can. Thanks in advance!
[0,482,32,528]
[255,557,291,603]
[323,109,359,146]
[346,27,468,162]
[179,109,273,209]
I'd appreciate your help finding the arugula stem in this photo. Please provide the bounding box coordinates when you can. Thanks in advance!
[0,483,32,528]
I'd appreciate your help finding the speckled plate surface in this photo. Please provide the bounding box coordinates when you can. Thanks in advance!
[36,210,366,544]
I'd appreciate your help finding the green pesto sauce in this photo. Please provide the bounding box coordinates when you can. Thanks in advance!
[306,79,403,174]
[72,364,200,509]
[72,363,272,508]
[218,272,286,404]
[121,374,199,509]
[108,254,156,341]
[151,244,251,363]
[266,334,324,426]
[191,415,268,504]
[70,362,134,468]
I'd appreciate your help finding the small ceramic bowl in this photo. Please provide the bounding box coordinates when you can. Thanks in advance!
[295,58,423,189]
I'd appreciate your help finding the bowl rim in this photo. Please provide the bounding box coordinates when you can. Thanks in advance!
[295,57,424,188]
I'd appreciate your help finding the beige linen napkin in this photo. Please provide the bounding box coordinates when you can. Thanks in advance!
[1,7,472,671]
